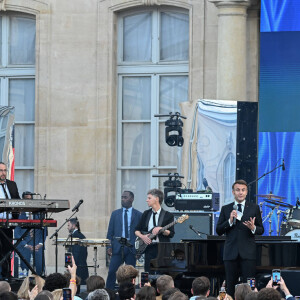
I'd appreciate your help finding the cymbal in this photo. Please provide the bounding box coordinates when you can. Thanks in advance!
[256,193,287,200]
[264,199,293,208]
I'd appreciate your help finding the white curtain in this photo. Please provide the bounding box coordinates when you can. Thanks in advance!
[10,16,36,65]
[160,12,189,61]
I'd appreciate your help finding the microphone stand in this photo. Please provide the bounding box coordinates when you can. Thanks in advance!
[114,237,133,262]
[247,162,284,202]
[49,209,79,273]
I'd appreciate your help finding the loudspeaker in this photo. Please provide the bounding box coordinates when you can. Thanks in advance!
[171,212,212,242]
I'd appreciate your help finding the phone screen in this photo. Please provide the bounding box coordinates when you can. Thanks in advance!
[29,277,36,291]
[272,269,281,285]
[141,272,149,287]
[219,291,226,300]
[63,288,72,300]
[65,252,72,268]
[247,278,255,290]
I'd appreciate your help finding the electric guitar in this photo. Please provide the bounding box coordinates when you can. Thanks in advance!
[135,214,189,258]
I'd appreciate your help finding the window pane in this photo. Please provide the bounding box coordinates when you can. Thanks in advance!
[123,77,151,120]
[159,122,178,166]
[14,170,34,195]
[122,123,150,166]
[123,13,152,62]
[159,76,188,115]
[14,124,34,166]
[9,16,36,65]
[160,12,189,61]
[9,79,35,122]
[121,170,150,211]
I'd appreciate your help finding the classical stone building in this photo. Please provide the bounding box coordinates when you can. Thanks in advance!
[0,0,260,275]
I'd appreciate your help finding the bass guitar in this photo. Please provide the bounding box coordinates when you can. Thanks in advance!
[135,214,189,258]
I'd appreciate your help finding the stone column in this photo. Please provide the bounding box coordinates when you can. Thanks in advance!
[210,0,251,100]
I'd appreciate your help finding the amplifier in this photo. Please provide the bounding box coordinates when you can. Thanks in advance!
[174,193,220,211]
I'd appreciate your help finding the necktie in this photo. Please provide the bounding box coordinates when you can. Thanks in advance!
[124,209,129,238]
[153,212,157,227]
[238,203,242,213]
[1,183,8,199]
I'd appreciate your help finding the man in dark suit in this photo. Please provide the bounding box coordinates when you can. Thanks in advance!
[135,188,175,272]
[106,191,142,290]
[67,218,89,285]
[0,162,20,279]
[216,179,264,297]
[15,191,47,276]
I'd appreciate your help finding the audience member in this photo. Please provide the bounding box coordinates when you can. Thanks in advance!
[87,276,106,293]
[168,291,188,300]
[244,292,258,300]
[17,275,45,299]
[136,286,156,300]
[190,277,210,299]
[156,275,174,300]
[116,265,139,284]
[34,290,54,300]
[162,288,180,300]
[257,288,281,300]
[118,282,136,300]
[64,271,82,298]
[52,289,62,300]
[0,280,11,292]
[88,288,110,300]
[0,291,18,300]
[265,276,295,300]
[43,273,68,292]
[235,283,251,300]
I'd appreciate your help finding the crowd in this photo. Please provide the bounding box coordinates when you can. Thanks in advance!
[0,260,296,300]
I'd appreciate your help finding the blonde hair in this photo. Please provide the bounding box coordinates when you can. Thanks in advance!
[17,275,45,299]
[52,289,63,300]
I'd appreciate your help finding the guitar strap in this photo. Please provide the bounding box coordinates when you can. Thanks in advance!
[157,209,166,227]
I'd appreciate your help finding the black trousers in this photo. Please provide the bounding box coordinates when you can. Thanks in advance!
[0,228,13,278]
[144,243,158,273]
[224,256,256,298]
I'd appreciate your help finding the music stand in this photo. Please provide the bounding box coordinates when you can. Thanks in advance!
[114,237,132,262]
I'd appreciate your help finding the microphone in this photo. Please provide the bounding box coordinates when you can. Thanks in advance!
[233,204,237,225]
[189,225,202,237]
[72,199,84,212]
[28,193,40,195]
[282,159,285,171]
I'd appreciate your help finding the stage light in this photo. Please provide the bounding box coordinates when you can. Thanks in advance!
[165,116,184,147]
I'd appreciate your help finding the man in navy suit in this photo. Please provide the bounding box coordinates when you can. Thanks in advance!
[106,191,142,290]
[216,179,264,297]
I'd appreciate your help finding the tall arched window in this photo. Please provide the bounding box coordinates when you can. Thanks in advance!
[0,13,35,193]
[117,7,189,210]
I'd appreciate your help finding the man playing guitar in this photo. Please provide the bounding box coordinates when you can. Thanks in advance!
[135,189,175,272]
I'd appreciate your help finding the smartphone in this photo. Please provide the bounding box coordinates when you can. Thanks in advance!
[247,278,256,290]
[65,252,73,268]
[28,276,36,291]
[272,269,281,286]
[294,297,300,299]
[141,272,149,287]
[219,291,226,300]
[63,288,72,300]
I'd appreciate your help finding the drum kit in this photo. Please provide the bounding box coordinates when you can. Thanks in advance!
[257,193,300,239]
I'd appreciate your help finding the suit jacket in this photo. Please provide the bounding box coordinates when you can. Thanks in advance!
[135,208,175,242]
[6,179,20,199]
[69,230,88,284]
[216,201,264,260]
[107,207,142,254]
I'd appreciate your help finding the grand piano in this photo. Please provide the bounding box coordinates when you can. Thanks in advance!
[150,236,300,295]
